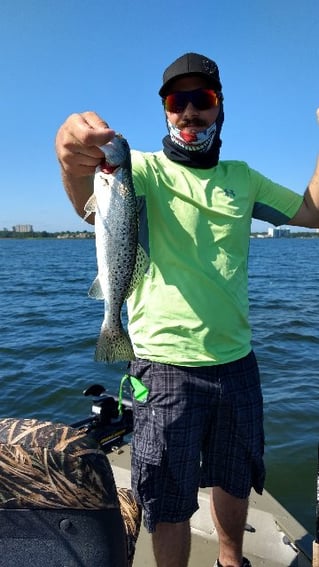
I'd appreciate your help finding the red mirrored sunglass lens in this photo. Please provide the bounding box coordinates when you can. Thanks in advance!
[164,89,219,113]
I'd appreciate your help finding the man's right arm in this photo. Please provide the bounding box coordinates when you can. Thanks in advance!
[60,170,95,223]
[55,111,115,224]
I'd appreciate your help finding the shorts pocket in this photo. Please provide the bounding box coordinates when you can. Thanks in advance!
[132,402,163,466]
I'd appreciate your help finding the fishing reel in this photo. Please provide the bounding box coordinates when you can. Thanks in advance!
[72,384,133,453]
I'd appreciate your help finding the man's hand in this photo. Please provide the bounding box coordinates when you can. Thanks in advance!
[55,111,116,177]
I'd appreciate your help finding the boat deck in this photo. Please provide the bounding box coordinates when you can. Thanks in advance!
[109,444,313,567]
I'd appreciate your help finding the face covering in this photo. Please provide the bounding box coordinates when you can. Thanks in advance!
[167,119,217,152]
[162,101,224,169]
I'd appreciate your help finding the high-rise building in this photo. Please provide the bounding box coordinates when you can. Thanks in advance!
[12,225,33,233]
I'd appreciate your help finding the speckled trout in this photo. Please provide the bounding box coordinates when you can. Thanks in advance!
[84,134,146,363]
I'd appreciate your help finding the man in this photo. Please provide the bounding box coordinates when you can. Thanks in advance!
[55,53,319,567]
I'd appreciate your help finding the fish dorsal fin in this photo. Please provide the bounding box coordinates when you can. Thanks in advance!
[84,194,97,220]
[126,244,150,299]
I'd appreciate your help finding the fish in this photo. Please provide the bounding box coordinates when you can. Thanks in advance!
[84,134,146,363]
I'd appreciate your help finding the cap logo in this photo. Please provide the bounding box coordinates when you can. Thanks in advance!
[202,58,217,75]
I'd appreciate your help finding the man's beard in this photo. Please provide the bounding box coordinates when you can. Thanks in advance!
[176,117,208,129]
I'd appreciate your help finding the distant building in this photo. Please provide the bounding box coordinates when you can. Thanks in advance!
[12,224,33,233]
[268,227,290,238]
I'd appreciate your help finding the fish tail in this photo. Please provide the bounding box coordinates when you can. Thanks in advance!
[94,324,135,363]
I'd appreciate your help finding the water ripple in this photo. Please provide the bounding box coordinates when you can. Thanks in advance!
[1,237,319,533]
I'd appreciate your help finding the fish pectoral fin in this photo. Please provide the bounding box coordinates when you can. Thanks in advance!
[88,276,105,300]
[126,244,150,298]
[84,194,97,220]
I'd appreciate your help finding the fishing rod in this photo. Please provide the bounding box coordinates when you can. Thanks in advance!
[313,444,319,566]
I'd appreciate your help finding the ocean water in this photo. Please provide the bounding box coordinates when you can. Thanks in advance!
[1,237,319,535]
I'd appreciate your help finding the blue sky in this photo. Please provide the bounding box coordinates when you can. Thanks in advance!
[1,0,318,233]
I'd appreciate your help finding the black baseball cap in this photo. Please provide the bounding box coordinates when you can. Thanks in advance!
[159,52,222,98]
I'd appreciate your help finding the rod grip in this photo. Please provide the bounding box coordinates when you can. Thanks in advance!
[313,541,319,566]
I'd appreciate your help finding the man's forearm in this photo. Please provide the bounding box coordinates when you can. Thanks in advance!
[289,155,319,228]
[306,155,319,212]
[61,170,95,224]
[307,111,319,222]
[289,110,319,228]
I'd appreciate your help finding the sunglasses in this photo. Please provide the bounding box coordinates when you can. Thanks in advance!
[163,88,220,113]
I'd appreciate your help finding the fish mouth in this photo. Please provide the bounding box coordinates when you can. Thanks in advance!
[99,134,131,170]
[100,159,119,174]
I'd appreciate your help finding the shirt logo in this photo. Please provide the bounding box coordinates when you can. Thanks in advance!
[223,188,236,198]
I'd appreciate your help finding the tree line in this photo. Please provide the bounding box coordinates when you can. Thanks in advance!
[0,230,95,239]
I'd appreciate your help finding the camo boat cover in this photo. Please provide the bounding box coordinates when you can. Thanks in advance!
[117,486,142,564]
[0,418,141,566]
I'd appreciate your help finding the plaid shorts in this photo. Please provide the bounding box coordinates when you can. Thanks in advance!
[128,351,265,533]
